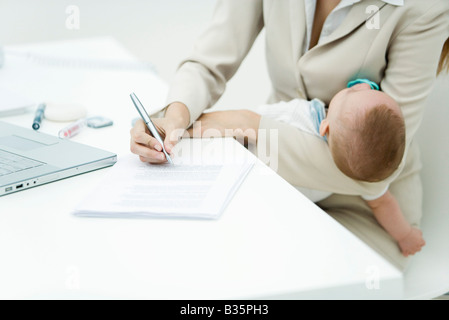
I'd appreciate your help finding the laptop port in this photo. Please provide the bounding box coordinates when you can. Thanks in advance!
[16,184,23,189]
[5,187,13,192]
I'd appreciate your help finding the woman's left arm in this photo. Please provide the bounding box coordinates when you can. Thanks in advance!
[381,1,449,152]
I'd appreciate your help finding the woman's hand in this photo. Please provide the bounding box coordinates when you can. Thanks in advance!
[130,102,190,163]
[187,109,261,144]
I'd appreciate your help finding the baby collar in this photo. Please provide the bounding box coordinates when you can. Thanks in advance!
[310,99,328,142]
[347,79,380,91]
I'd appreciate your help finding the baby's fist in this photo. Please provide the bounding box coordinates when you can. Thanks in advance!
[399,227,426,257]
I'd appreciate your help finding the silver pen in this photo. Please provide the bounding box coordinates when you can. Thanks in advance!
[130,93,174,164]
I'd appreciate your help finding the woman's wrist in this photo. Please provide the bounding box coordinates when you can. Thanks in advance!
[245,110,261,132]
[165,102,191,129]
[241,110,261,142]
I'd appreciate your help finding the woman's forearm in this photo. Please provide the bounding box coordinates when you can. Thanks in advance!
[186,109,261,144]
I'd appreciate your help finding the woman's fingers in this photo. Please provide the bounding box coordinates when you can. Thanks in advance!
[139,132,163,151]
[131,138,167,163]
[130,118,164,152]
[139,155,166,164]
[130,119,166,162]
[130,117,184,163]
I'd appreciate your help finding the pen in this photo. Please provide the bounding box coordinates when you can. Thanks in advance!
[58,119,87,139]
[130,93,174,164]
[32,103,46,130]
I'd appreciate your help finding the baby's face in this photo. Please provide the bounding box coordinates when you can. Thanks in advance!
[325,83,400,134]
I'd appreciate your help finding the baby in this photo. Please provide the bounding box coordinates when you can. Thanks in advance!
[255,79,425,257]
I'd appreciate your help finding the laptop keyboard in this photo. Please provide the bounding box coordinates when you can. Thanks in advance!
[0,149,45,176]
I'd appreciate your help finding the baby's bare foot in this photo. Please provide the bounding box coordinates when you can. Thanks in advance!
[398,227,426,257]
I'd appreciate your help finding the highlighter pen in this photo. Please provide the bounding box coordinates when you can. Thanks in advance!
[32,103,46,130]
[58,119,87,139]
[130,93,174,164]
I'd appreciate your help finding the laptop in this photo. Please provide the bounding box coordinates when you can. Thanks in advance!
[0,121,117,196]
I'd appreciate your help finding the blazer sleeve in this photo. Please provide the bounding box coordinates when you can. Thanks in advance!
[257,1,449,197]
[165,0,264,126]
[382,1,449,153]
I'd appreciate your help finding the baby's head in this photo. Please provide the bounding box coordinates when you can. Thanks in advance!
[320,83,405,182]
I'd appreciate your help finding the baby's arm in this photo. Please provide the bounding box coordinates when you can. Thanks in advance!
[365,191,425,257]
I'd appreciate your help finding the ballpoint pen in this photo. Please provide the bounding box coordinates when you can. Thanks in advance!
[32,103,46,130]
[130,92,174,164]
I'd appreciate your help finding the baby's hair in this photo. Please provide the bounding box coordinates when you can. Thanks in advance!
[331,104,406,182]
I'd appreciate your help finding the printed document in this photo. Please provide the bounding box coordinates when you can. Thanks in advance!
[73,151,254,219]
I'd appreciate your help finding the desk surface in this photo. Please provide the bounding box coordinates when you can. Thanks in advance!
[0,38,402,299]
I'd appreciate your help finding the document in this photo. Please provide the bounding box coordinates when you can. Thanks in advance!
[73,152,255,219]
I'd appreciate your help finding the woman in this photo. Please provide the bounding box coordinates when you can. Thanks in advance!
[130,0,449,270]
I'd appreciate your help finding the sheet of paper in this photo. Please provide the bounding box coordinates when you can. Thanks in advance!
[73,152,255,219]
[0,38,168,119]
[0,88,35,117]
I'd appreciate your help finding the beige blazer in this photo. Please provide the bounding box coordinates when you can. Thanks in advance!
[166,0,449,268]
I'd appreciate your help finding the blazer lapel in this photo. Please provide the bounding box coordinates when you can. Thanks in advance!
[289,0,307,64]
[318,0,388,48]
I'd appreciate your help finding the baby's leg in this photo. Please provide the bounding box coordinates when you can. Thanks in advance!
[366,191,425,257]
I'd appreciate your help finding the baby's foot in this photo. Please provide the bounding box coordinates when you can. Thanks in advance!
[398,227,426,257]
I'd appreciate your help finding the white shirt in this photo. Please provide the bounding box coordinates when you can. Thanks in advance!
[255,98,326,140]
[303,0,405,53]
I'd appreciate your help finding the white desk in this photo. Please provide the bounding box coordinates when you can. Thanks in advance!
[0,38,402,299]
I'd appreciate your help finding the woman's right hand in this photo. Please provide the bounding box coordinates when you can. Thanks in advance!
[130,102,190,164]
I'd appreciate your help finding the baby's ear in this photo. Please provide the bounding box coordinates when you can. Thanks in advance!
[319,119,330,137]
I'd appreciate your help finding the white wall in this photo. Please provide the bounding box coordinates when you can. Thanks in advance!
[0,0,270,110]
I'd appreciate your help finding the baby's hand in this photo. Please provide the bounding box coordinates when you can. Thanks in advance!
[398,227,426,257]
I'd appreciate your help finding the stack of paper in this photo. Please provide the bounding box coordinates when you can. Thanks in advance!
[0,38,168,120]
[73,151,255,219]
